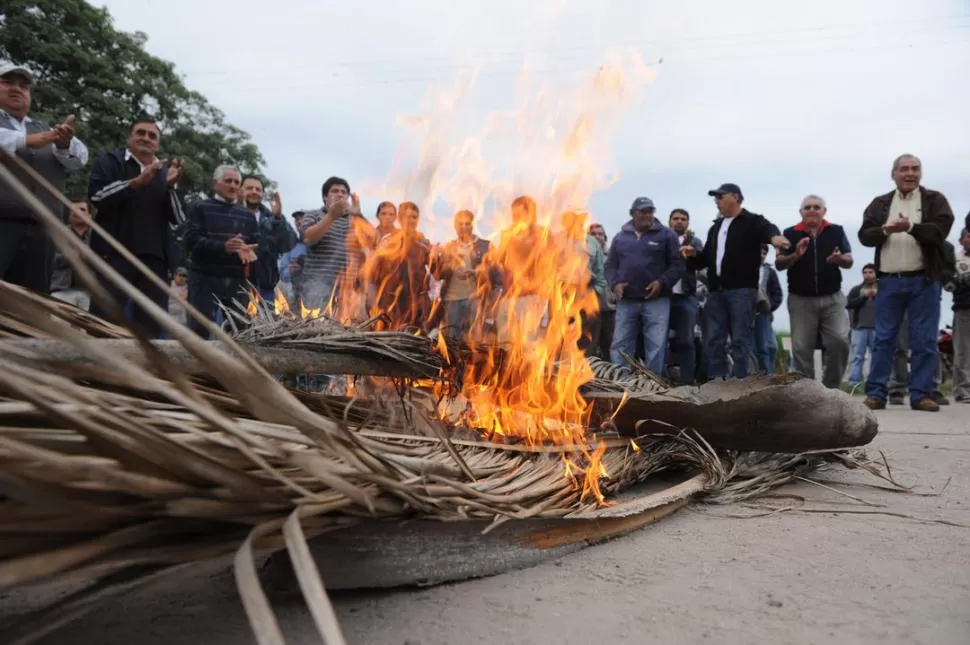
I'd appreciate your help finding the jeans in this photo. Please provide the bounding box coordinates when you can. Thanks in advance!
[753,312,776,374]
[849,328,875,385]
[443,298,478,340]
[865,275,941,404]
[787,292,851,389]
[611,297,671,375]
[953,310,970,401]
[704,288,758,379]
[669,295,698,384]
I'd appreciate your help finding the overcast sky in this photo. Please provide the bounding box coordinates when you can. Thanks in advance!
[100,0,970,330]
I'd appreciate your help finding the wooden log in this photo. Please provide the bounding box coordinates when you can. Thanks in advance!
[588,375,878,453]
[0,339,437,379]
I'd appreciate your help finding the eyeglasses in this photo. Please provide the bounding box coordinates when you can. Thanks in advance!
[801,204,823,211]
[133,128,159,141]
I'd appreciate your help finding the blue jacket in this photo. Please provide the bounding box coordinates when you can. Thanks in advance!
[279,243,308,282]
[605,220,685,299]
[249,204,298,292]
[183,197,258,278]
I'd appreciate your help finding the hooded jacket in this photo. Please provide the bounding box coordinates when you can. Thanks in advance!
[604,219,684,299]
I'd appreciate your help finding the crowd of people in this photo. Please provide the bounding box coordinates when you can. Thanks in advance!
[2,62,970,410]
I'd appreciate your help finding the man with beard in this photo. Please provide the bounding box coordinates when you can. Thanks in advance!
[239,176,297,301]
[858,154,954,412]
[0,64,89,293]
[667,208,705,384]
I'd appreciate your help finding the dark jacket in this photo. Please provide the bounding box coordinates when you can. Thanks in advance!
[183,197,258,279]
[688,209,781,291]
[50,227,91,292]
[248,204,298,292]
[779,220,852,296]
[88,148,185,262]
[846,283,878,328]
[605,219,684,299]
[0,114,70,222]
[858,186,954,281]
[675,235,705,296]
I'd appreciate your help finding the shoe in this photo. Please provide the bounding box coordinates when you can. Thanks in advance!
[911,397,940,412]
[931,392,950,405]
[863,396,886,410]
[889,394,905,405]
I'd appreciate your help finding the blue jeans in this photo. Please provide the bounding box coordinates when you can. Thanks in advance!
[668,295,698,384]
[753,312,776,374]
[865,275,941,404]
[849,328,876,385]
[611,297,671,375]
[704,288,758,379]
[443,298,478,340]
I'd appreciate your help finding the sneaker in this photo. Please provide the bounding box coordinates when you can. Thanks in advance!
[889,393,905,405]
[911,397,940,412]
[931,392,950,405]
[863,396,886,410]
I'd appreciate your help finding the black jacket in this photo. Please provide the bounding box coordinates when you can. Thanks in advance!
[88,148,185,262]
[779,221,852,296]
[858,186,954,281]
[248,204,298,292]
[687,209,781,291]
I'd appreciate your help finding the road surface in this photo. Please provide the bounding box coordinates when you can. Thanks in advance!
[3,403,969,645]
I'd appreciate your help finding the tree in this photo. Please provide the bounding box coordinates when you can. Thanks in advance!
[0,0,270,201]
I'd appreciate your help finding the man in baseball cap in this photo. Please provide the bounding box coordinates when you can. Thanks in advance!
[1,62,89,294]
[707,183,744,201]
[604,196,685,375]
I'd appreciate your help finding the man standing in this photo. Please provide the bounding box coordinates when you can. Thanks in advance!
[947,228,970,403]
[298,176,366,312]
[682,183,790,379]
[605,197,684,375]
[240,176,297,302]
[845,263,878,388]
[370,202,432,330]
[49,201,92,310]
[0,64,88,293]
[667,208,704,384]
[588,222,615,359]
[858,154,954,412]
[183,165,258,337]
[278,210,307,307]
[753,244,783,374]
[775,195,853,388]
[89,118,184,337]
[430,210,491,340]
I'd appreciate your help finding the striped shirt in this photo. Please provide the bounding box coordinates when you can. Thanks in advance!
[298,208,366,295]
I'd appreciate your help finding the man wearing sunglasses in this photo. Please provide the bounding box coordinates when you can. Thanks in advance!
[775,195,853,389]
[88,118,185,337]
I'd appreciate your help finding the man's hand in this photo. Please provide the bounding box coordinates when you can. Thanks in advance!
[770,235,791,251]
[25,130,59,149]
[271,191,282,218]
[883,217,910,234]
[826,246,843,265]
[288,261,302,276]
[350,192,362,216]
[645,280,662,299]
[683,229,694,244]
[327,199,349,221]
[166,159,184,187]
[129,159,166,188]
[51,115,76,149]
[680,245,696,258]
[613,282,627,299]
[225,234,246,254]
[794,236,811,257]
[861,285,877,298]
[235,243,258,264]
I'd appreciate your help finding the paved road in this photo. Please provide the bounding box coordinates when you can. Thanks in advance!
[4,403,969,645]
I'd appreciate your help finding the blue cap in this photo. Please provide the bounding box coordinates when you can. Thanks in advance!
[630,197,656,212]
[707,183,743,199]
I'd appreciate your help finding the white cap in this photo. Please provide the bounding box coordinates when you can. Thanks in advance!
[0,64,34,84]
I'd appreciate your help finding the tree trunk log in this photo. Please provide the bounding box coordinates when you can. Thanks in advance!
[588,375,878,452]
[0,339,437,378]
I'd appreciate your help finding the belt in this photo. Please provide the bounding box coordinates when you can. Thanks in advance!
[877,269,923,278]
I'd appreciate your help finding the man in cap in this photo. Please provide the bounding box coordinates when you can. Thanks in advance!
[604,196,684,375]
[682,183,790,379]
[0,63,89,293]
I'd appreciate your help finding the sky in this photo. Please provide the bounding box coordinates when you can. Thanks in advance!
[98,0,970,330]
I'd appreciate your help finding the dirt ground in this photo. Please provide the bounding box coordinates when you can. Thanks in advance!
[4,403,969,645]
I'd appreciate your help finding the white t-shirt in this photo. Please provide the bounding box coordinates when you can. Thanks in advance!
[715,216,734,276]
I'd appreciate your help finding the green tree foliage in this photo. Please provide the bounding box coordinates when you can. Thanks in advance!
[0,0,270,201]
